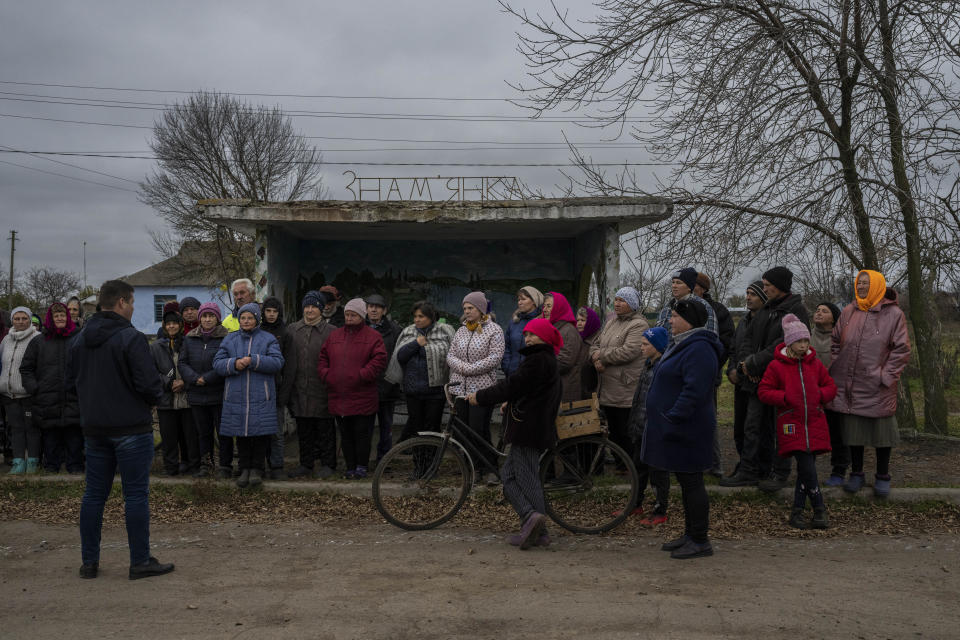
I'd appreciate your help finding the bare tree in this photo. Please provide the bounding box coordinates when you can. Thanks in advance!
[502,0,960,432]
[139,91,326,287]
[22,266,81,309]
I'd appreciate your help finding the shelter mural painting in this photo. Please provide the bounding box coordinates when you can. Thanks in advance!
[199,197,671,326]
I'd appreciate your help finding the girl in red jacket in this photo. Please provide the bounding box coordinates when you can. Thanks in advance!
[758,314,837,530]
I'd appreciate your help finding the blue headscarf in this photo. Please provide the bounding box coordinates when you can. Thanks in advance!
[614,287,641,311]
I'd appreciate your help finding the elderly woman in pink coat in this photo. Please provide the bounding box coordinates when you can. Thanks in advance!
[828,269,910,498]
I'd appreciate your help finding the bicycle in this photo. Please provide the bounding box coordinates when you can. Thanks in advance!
[371,382,639,534]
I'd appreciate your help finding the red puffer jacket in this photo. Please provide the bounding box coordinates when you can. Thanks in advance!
[758,344,838,457]
[318,324,387,417]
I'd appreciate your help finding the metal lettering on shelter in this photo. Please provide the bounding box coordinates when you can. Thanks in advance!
[344,171,521,202]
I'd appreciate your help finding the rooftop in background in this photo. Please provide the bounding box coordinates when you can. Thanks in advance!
[197,196,672,240]
[121,241,220,287]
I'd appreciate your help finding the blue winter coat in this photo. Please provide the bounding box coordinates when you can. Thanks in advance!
[502,309,539,376]
[213,327,284,437]
[640,329,722,473]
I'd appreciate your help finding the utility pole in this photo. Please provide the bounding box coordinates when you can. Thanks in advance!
[7,230,16,309]
[83,241,87,291]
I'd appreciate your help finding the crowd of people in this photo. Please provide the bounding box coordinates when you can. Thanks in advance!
[0,264,911,563]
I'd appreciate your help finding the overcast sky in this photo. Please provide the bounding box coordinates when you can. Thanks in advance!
[0,1,661,289]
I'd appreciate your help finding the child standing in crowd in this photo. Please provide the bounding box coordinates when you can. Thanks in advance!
[468,318,563,550]
[626,326,671,525]
[757,314,837,529]
[214,303,284,488]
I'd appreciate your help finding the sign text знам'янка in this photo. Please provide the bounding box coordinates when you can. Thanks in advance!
[343,171,521,201]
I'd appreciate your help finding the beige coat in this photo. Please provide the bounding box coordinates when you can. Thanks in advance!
[590,311,649,407]
[554,320,587,402]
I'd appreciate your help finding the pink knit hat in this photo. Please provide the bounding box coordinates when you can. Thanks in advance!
[782,313,810,346]
[343,297,367,319]
[197,302,221,322]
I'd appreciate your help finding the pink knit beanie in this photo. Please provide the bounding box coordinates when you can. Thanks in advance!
[782,313,810,346]
[343,298,367,319]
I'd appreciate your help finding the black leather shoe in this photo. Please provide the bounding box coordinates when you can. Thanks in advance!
[660,535,690,551]
[129,557,175,580]
[79,563,98,579]
[718,471,759,487]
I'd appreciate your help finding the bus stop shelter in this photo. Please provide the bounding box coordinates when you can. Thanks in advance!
[198,196,671,325]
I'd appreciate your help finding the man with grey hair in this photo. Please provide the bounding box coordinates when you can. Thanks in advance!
[223,278,256,333]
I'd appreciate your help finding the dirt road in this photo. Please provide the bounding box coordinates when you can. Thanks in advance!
[1,519,957,640]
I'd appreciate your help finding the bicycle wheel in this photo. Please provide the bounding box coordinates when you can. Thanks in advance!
[540,435,639,534]
[372,436,472,531]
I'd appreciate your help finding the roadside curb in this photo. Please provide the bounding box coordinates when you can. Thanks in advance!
[11,473,960,504]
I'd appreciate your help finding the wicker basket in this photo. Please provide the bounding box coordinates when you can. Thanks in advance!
[555,393,604,440]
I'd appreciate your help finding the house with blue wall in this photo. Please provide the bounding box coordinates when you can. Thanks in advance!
[122,251,229,336]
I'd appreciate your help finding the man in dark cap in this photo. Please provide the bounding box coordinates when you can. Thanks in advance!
[721,267,809,491]
[280,290,337,479]
[319,285,345,328]
[179,297,201,334]
[365,293,401,464]
[656,267,718,348]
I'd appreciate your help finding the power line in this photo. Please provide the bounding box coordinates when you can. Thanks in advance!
[0,159,138,192]
[0,150,667,168]
[0,143,139,184]
[0,79,656,103]
[0,145,647,154]
[0,112,152,129]
[0,95,654,123]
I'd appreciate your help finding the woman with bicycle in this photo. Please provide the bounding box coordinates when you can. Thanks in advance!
[641,299,722,560]
[446,292,505,486]
[468,318,563,550]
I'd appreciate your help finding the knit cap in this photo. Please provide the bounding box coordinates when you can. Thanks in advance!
[10,306,32,321]
[746,280,768,304]
[673,298,709,328]
[179,296,201,311]
[672,267,699,293]
[782,313,810,346]
[642,327,669,354]
[197,302,222,322]
[818,301,841,325]
[462,291,489,314]
[522,318,564,354]
[763,266,793,294]
[302,290,330,309]
[614,287,640,311]
[237,302,262,325]
[343,298,367,319]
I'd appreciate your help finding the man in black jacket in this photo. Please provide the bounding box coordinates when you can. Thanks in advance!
[365,294,402,464]
[723,281,767,478]
[720,267,809,491]
[67,280,173,580]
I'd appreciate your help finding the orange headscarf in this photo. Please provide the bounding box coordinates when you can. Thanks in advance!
[854,269,886,311]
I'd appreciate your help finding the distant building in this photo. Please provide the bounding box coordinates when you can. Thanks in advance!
[121,245,228,335]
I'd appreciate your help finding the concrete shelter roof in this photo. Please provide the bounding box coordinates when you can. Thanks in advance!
[198,197,671,240]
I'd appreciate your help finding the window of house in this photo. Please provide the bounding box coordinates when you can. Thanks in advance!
[154,294,178,322]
